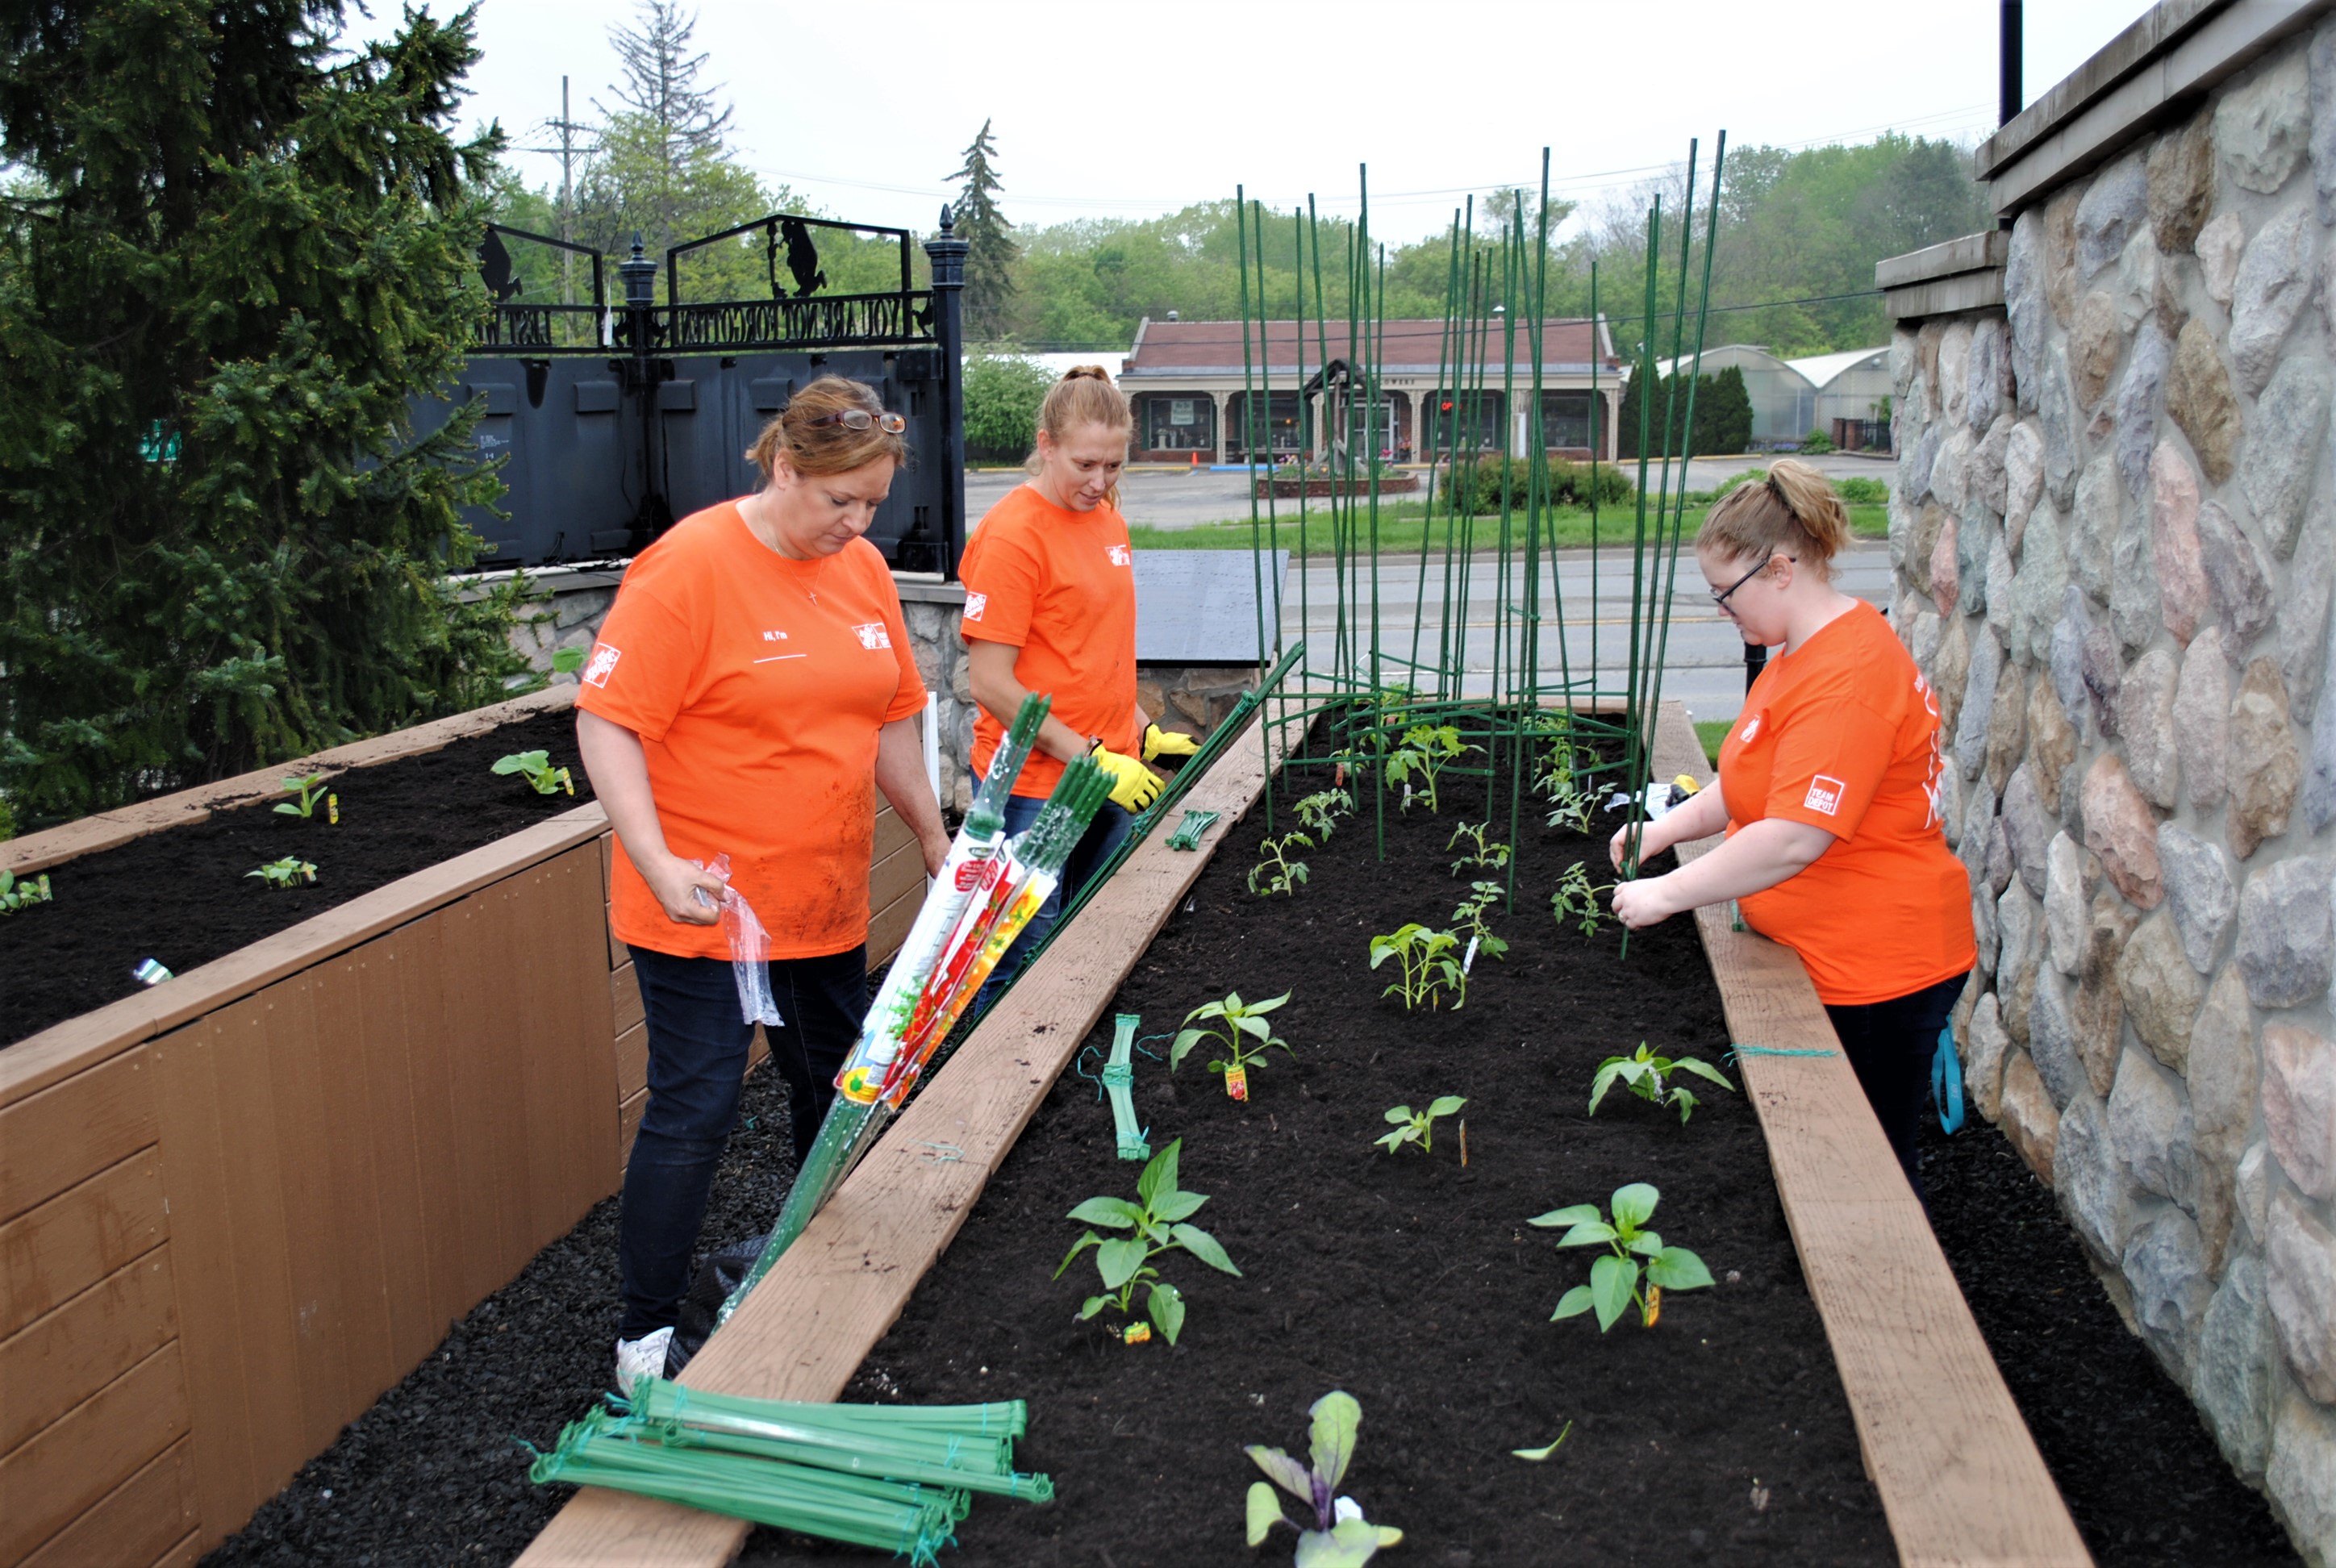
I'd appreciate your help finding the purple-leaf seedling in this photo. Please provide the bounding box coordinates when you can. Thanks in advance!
[493,749,574,796]
[274,773,328,818]
[1531,1182,1714,1332]
[248,856,316,889]
[1375,1095,1466,1156]
[1056,1138,1240,1345]
[1245,1391,1404,1566]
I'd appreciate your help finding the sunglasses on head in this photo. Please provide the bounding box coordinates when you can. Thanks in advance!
[802,408,907,434]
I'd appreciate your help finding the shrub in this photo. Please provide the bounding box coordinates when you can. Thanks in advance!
[962,352,1055,463]
[1441,455,1633,515]
[1798,427,1837,454]
[1833,476,1888,503]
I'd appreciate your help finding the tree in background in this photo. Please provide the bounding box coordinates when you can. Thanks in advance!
[950,120,1020,339]
[962,353,1056,463]
[1693,366,1754,457]
[1615,366,1750,459]
[0,1,527,819]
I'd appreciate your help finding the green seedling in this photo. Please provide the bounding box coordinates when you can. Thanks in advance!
[1249,832,1312,897]
[1512,1422,1574,1462]
[1170,990,1295,1085]
[1369,923,1463,1011]
[0,869,53,913]
[1446,821,1511,875]
[1056,1138,1240,1344]
[1531,1182,1715,1332]
[1542,774,1597,835]
[1549,861,1616,938]
[1588,1042,1737,1124]
[1245,1391,1404,1566]
[1383,724,1471,813]
[493,749,574,796]
[1292,787,1354,840]
[1375,1095,1466,1156]
[1450,882,1509,965]
[247,856,316,889]
[273,773,329,818]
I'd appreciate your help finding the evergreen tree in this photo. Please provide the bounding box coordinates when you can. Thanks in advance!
[0,1,528,819]
[949,120,1020,339]
[1693,365,1754,456]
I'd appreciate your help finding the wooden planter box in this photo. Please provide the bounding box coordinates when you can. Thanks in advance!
[518,699,2092,1568]
[1253,473,1420,499]
[0,689,926,1567]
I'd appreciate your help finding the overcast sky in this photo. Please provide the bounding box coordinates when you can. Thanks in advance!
[369,0,2157,246]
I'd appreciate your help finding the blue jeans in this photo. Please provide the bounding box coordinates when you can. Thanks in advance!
[618,942,866,1338]
[970,792,1135,1015]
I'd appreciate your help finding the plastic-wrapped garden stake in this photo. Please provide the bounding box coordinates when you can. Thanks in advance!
[695,853,783,1027]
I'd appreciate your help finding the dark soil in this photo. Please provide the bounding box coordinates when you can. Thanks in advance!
[2,707,593,1047]
[743,758,1895,1567]
[1918,1116,2301,1566]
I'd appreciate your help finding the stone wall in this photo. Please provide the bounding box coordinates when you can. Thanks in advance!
[1888,27,2336,1558]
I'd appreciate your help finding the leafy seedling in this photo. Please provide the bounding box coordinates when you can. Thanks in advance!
[493,749,574,796]
[1446,821,1511,875]
[1376,1095,1466,1156]
[1450,882,1510,966]
[1171,990,1295,1090]
[1368,923,1463,1011]
[248,857,317,889]
[1588,1042,1736,1124]
[1056,1138,1240,1344]
[1245,1390,1404,1566]
[1549,861,1615,938]
[274,773,329,819]
[1531,1182,1715,1332]
[1249,832,1312,897]
[551,645,589,676]
[1293,787,1354,840]
[0,869,52,913]
[1512,1422,1574,1462]
[1383,724,1471,813]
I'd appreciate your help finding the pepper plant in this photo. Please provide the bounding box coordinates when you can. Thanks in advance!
[1375,1095,1466,1156]
[1588,1042,1736,1124]
[248,856,317,888]
[1056,1139,1240,1345]
[493,749,574,796]
[1530,1182,1714,1332]
[1368,923,1462,1011]
[1245,1391,1404,1566]
[1549,861,1615,937]
[0,869,52,913]
[1170,990,1295,1084]
[1445,821,1510,875]
[1383,724,1471,813]
[274,773,329,818]
[1249,832,1312,897]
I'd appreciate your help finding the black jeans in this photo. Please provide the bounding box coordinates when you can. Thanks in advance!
[618,942,866,1339]
[970,796,1136,1015]
[1824,972,1967,1203]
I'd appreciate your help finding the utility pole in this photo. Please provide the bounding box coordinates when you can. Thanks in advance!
[516,77,600,305]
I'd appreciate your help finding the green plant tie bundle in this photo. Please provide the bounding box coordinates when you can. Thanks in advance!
[1163,807,1220,850]
[1103,1014,1152,1161]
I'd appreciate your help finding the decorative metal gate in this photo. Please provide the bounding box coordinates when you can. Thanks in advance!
[415,209,969,577]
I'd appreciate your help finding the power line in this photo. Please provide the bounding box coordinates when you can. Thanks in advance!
[512,77,600,304]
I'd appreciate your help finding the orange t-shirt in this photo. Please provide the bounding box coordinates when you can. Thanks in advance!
[1721,600,1974,1006]
[957,484,1140,799]
[575,502,926,961]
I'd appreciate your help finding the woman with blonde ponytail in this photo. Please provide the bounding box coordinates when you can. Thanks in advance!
[1609,459,1973,1201]
[957,366,1199,1004]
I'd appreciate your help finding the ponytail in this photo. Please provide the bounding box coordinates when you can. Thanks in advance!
[1696,457,1850,578]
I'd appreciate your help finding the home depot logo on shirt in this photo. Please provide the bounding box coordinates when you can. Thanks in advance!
[1804,774,1846,816]
[1739,711,1762,744]
[964,592,987,621]
[1107,544,1132,567]
[853,622,893,650]
[582,643,620,687]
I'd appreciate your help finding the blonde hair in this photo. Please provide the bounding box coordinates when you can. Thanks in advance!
[1696,457,1852,582]
[1025,365,1132,508]
[745,374,908,482]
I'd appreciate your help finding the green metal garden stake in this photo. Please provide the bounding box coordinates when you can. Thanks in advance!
[1104,1013,1150,1161]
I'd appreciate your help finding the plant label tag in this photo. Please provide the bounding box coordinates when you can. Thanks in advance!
[326,794,339,825]
[1462,934,1479,975]
[1646,1284,1662,1328]
[1224,1064,1249,1101]
[1120,1322,1152,1345]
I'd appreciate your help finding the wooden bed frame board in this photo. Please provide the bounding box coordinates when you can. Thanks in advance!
[1648,701,2090,1568]
[514,708,1304,1566]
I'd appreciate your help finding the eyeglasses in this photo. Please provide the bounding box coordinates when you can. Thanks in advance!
[1712,553,1792,611]
[803,408,907,434]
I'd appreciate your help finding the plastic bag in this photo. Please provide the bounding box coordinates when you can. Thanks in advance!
[695,854,783,1027]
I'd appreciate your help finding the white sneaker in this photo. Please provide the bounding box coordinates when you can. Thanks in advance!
[613,1326,674,1391]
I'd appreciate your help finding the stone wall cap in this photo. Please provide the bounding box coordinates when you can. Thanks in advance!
[1876,231,2012,290]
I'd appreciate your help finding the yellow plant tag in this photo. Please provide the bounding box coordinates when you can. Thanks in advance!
[327,794,339,825]
[1224,1064,1249,1101]
[1120,1322,1152,1345]
[1646,1284,1663,1328]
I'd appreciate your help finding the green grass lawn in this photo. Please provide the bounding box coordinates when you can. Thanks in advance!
[1128,501,1888,553]
[1693,719,1731,768]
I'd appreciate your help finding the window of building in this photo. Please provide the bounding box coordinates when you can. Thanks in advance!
[1141,394,1215,453]
[1539,391,1593,450]
[1226,391,1303,458]
[1425,390,1505,452]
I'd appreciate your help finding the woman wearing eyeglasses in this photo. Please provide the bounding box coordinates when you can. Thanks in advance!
[576,375,950,1387]
[1609,459,1972,1199]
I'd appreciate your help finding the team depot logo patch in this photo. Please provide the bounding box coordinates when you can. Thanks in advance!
[1804,774,1846,816]
[1738,712,1762,744]
[581,643,620,687]
[964,592,987,621]
[1107,544,1133,567]
[852,622,892,650]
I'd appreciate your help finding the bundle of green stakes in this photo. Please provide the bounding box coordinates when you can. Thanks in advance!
[527,1377,1052,1562]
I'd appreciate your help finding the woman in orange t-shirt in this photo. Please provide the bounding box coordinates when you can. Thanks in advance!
[957,367,1199,1003]
[575,377,949,1385]
[1612,461,1973,1198]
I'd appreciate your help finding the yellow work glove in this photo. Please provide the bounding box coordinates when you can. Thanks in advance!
[1091,743,1163,811]
[1143,723,1202,761]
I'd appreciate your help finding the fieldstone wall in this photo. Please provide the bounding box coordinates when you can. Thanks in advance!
[1889,30,2336,1559]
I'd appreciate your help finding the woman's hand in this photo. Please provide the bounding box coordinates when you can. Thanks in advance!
[918,828,950,878]
[1609,820,1654,871]
[638,850,727,927]
[1611,875,1679,930]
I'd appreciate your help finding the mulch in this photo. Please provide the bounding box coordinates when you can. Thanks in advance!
[2,707,593,1047]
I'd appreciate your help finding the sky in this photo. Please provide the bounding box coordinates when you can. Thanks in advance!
[361,0,2158,247]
